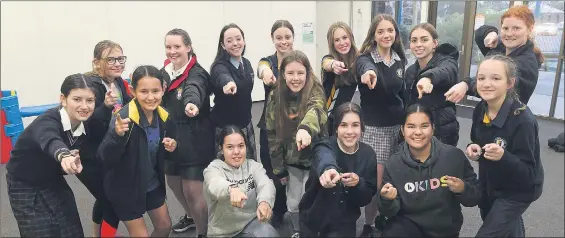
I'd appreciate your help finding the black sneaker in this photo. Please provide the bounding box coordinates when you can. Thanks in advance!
[360,224,376,237]
[374,214,388,231]
[172,215,195,233]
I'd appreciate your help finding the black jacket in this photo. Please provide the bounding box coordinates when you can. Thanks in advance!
[210,55,255,128]
[404,44,460,146]
[470,98,544,204]
[356,52,405,127]
[6,107,91,187]
[257,53,279,130]
[97,100,176,215]
[377,137,480,237]
[161,59,215,166]
[82,74,131,160]
[465,25,541,104]
[321,55,358,136]
[299,137,377,232]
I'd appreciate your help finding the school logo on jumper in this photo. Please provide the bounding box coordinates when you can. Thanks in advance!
[494,137,507,149]
[404,176,448,193]
[176,88,183,100]
[396,68,403,78]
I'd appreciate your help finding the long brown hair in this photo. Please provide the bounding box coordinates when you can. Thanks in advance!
[326,22,358,86]
[358,14,407,64]
[274,50,324,142]
[501,5,544,64]
[85,40,123,80]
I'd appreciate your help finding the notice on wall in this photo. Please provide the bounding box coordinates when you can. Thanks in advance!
[302,22,314,44]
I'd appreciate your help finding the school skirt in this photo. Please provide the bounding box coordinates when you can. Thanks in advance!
[360,125,401,164]
[215,121,257,161]
[6,173,83,237]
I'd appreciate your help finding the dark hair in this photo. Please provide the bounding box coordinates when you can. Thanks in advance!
[359,13,407,65]
[274,50,324,142]
[217,125,249,159]
[271,20,295,37]
[61,73,95,97]
[213,23,246,63]
[403,104,434,128]
[165,28,195,55]
[130,65,165,89]
[410,23,439,41]
[333,102,364,133]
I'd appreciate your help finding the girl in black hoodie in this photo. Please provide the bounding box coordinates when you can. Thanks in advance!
[377,104,480,237]
[445,5,543,105]
[299,102,378,237]
[6,74,96,237]
[98,65,177,237]
[161,28,213,237]
[404,23,460,146]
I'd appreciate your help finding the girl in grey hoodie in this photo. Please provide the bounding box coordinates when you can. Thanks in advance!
[203,125,278,238]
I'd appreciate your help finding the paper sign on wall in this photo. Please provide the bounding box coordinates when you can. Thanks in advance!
[302,22,314,44]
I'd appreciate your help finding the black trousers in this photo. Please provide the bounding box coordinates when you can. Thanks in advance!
[7,173,83,237]
[381,216,459,238]
[476,198,530,237]
[259,129,287,217]
[76,158,119,229]
[300,220,356,237]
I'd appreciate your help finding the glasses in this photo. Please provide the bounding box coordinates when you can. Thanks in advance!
[105,56,127,65]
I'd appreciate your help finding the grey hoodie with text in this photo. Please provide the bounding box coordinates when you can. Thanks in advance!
[204,159,276,237]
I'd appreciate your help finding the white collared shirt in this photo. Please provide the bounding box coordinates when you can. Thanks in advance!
[166,56,192,80]
[59,107,86,137]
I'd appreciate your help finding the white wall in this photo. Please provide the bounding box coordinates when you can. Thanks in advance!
[1,1,368,108]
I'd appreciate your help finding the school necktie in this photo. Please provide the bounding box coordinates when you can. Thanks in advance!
[238,61,245,75]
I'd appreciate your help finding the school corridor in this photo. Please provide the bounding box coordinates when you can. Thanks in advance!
[1,99,564,237]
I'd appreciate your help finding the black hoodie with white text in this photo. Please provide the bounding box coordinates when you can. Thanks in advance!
[377,137,480,237]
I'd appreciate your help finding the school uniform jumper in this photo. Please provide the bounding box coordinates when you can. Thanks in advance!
[6,107,90,237]
[80,74,131,231]
[161,55,215,181]
[404,43,460,146]
[265,82,328,232]
[470,98,544,237]
[256,53,288,221]
[210,54,257,161]
[464,25,541,104]
[97,100,176,221]
[356,49,405,163]
[377,137,480,237]
[299,137,378,237]
[321,55,358,136]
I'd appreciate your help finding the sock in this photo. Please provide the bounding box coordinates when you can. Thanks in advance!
[370,224,376,228]
[101,220,118,238]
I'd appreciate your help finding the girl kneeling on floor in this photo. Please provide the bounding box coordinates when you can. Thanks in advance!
[204,125,278,238]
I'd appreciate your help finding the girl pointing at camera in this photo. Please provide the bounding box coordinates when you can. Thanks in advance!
[97,65,177,237]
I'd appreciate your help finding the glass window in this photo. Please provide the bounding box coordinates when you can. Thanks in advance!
[526,1,564,117]
[398,1,423,65]
[436,2,466,48]
[372,1,395,17]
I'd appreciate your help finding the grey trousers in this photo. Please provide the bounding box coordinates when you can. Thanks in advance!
[234,218,279,237]
[286,166,309,232]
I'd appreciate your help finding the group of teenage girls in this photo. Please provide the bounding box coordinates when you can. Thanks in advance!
[6,4,544,238]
